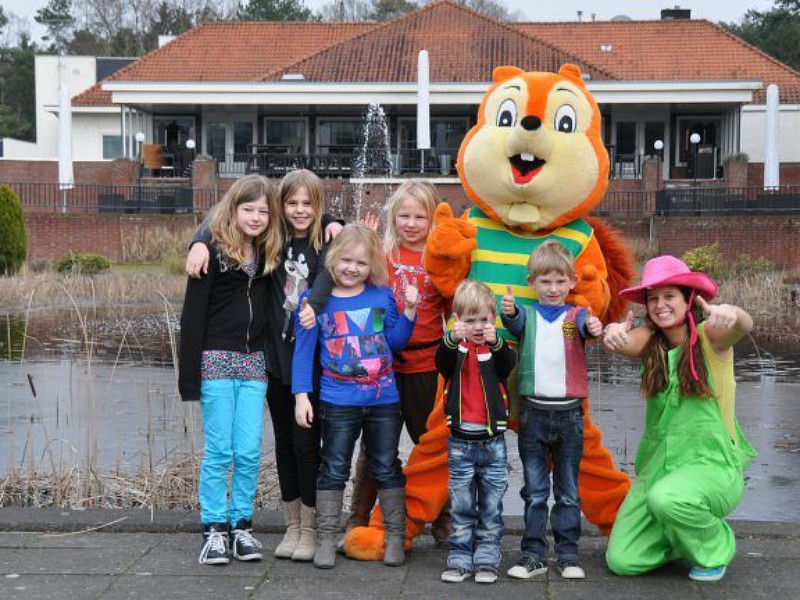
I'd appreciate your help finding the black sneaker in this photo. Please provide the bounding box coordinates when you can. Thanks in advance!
[556,559,585,579]
[231,519,263,561]
[199,522,230,565]
[507,555,548,579]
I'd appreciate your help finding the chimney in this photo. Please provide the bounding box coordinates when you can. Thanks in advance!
[661,6,691,20]
[577,10,583,22]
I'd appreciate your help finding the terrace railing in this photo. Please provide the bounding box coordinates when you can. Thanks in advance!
[8,182,217,214]
[654,186,800,215]
[217,148,458,178]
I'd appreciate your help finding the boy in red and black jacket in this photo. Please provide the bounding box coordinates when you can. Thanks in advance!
[435,280,516,585]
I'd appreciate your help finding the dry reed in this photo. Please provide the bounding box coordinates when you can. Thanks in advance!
[121,225,198,263]
[0,457,281,510]
[0,270,185,313]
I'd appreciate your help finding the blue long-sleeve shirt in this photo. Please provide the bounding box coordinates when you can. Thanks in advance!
[292,285,416,406]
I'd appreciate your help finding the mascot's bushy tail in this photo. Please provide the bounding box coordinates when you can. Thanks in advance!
[587,216,636,324]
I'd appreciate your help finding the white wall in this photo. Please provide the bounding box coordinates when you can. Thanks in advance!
[35,55,99,159]
[741,104,800,163]
[72,113,125,161]
[1,138,39,159]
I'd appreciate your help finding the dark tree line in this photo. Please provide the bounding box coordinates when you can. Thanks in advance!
[721,1,800,72]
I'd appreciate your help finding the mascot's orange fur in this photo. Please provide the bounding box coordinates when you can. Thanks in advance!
[344,64,634,560]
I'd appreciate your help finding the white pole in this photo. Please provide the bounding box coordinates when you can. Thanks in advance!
[764,84,780,189]
[58,84,74,213]
[417,50,430,173]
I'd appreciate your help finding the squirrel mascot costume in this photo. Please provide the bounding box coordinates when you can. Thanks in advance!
[344,64,634,560]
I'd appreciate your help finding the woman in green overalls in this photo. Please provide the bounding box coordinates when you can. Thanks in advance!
[601,255,756,583]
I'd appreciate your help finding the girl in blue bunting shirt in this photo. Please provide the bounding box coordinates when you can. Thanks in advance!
[292,223,418,570]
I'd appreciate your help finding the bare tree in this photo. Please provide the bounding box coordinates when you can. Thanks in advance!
[318,0,380,22]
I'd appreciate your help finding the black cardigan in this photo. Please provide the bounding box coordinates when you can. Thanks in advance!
[435,333,517,438]
[179,245,269,401]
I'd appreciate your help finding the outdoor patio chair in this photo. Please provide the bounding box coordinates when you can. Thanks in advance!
[142,144,176,177]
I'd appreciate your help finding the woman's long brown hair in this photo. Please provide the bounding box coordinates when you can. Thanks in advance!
[640,287,714,400]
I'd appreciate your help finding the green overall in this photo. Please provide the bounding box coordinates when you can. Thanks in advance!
[606,327,756,575]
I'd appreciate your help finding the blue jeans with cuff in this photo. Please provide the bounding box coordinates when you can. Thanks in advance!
[199,378,267,525]
[518,404,584,563]
[447,434,508,571]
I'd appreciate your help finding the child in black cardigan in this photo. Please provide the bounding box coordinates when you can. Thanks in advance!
[435,280,516,585]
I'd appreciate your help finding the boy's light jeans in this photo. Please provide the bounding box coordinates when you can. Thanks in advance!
[199,378,267,525]
[446,435,508,571]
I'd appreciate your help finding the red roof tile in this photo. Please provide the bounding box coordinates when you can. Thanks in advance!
[72,1,800,106]
[516,20,800,103]
[262,1,614,82]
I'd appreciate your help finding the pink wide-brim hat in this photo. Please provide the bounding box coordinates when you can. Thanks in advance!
[619,255,718,305]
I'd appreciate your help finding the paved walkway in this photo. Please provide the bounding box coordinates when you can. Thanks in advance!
[1,508,799,599]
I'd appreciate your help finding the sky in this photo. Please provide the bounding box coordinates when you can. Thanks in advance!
[2,0,777,43]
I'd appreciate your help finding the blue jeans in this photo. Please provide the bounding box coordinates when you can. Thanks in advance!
[518,404,584,562]
[318,401,405,491]
[199,378,267,525]
[447,435,508,571]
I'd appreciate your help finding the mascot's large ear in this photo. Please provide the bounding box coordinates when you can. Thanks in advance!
[492,66,524,83]
[559,64,586,88]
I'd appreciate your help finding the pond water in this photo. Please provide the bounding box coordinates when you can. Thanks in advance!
[1,309,799,521]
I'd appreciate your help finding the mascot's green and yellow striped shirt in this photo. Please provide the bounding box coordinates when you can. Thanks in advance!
[460,207,596,343]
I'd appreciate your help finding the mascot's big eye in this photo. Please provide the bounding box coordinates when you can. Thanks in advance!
[496,99,517,128]
[555,105,577,133]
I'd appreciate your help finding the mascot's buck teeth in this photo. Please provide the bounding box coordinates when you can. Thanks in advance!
[342,64,636,562]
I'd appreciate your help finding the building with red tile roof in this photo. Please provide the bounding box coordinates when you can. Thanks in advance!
[29,1,800,180]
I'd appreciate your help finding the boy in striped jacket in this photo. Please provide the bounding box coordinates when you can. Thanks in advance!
[500,240,603,581]
[435,280,517,584]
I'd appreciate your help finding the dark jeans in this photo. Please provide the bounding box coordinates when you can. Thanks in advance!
[518,404,584,562]
[267,379,320,506]
[447,435,508,571]
[318,401,405,491]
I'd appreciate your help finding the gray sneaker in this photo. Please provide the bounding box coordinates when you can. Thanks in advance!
[441,566,474,583]
[475,565,498,584]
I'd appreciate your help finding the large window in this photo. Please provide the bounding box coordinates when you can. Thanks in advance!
[398,117,469,155]
[234,122,254,156]
[154,117,195,149]
[265,119,306,153]
[677,118,719,165]
[102,135,122,159]
[317,119,360,154]
[206,122,226,160]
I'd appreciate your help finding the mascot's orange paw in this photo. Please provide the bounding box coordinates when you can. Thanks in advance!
[343,525,386,561]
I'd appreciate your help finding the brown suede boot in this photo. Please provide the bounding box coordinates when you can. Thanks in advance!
[431,501,452,548]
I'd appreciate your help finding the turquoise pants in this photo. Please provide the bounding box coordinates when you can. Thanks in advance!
[199,378,267,525]
[606,462,743,575]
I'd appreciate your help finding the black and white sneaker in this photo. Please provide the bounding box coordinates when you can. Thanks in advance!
[231,519,263,561]
[199,523,230,565]
[507,555,548,579]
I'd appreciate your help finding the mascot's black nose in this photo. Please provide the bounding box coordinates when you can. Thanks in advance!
[520,116,542,131]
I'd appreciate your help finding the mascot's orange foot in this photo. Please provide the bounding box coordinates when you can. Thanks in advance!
[343,525,386,561]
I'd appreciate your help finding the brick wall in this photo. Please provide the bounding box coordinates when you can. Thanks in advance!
[747,163,800,186]
[0,159,117,185]
[605,215,800,270]
[25,213,200,263]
